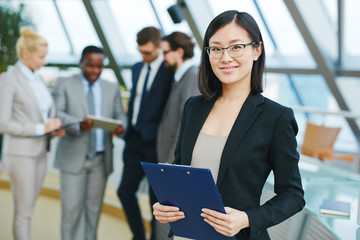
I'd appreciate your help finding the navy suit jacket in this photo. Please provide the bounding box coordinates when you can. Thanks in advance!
[125,61,174,142]
[174,92,305,240]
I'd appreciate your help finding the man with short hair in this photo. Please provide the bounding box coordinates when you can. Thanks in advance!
[117,27,174,240]
[156,31,199,240]
[53,45,127,240]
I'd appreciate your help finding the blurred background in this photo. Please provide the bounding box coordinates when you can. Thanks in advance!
[1,0,359,161]
[1,0,360,239]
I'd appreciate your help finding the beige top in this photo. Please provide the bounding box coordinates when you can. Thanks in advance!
[174,132,228,240]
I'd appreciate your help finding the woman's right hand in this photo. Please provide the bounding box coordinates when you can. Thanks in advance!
[45,118,62,133]
[153,202,185,223]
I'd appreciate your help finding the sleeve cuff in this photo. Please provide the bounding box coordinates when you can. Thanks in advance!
[36,124,45,136]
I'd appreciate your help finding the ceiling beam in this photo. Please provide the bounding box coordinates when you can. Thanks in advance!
[177,0,214,48]
[53,0,75,55]
[82,0,126,88]
[337,0,344,66]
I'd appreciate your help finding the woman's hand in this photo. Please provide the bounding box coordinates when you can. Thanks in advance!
[153,202,185,223]
[201,207,249,237]
[45,118,62,133]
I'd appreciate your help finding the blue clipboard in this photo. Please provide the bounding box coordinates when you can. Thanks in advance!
[141,162,236,240]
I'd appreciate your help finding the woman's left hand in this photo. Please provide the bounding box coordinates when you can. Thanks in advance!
[201,207,250,237]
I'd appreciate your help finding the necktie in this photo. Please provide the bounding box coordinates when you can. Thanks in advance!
[135,65,151,131]
[87,82,96,159]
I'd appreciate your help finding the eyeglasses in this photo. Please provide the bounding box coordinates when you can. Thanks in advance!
[204,42,259,59]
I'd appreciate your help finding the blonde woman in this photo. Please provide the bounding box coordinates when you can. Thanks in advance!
[0,27,64,240]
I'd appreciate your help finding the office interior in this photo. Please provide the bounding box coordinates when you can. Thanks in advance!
[0,0,360,239]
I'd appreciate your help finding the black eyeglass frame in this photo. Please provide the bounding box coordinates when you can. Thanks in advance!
[204,41,259,59]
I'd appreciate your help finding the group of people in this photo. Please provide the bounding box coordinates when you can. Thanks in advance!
[0,10,305,240]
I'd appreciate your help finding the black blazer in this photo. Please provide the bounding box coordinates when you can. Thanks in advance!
[125,61,174,142]
[174,92,305,240]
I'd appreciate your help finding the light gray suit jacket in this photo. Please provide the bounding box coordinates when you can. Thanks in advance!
[0,62,54,158]
[52,75,127,176]
[157,65,199,163]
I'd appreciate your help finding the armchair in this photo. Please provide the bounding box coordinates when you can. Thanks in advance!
[301,122,354,162]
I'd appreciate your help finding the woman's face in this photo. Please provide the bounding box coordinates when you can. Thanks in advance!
[21,45,48,71]
[208,22,261,88]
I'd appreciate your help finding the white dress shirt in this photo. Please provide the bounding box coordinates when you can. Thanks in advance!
[19,61,52,136]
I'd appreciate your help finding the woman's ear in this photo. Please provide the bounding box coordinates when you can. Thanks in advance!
[21,50,30,60]
[253,42,263,61]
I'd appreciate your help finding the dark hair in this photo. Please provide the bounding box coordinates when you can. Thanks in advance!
[80,45,105,61]
[137,27,162,46]
[162,31,195,60]
[198,10,265,99]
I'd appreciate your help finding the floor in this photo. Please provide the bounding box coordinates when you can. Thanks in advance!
[0,171,151,240]
[0,187,133,240]
[0,137,152,240]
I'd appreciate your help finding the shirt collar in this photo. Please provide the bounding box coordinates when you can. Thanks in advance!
[18,61,38,82]
[81,74,101,88]
[174,59,194,83]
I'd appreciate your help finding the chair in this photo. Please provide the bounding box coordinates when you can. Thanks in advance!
[301,122,354,162]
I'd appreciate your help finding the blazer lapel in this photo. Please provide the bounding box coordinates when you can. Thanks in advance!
[131,63,143,98]
[128,63,143,116]
[216,93,264,187]
[13,63,43,120]
[73,75,88,115]
[100,79,110,117]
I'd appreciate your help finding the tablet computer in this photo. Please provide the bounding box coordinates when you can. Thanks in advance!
[86,115,123,131]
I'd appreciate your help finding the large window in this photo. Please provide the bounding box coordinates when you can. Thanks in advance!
[2,0,359,153]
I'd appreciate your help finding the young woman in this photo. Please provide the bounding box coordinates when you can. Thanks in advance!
[152,11,305,240]
[0,27,64,240]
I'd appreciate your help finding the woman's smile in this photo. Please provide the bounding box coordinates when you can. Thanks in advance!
[220,65,239,73]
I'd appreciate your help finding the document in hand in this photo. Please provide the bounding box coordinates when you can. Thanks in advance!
[86,115,123,131]
[141,162,236,240]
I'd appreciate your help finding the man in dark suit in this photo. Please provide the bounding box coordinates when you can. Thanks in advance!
[117,27,174,240]
[155,32,199,240]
